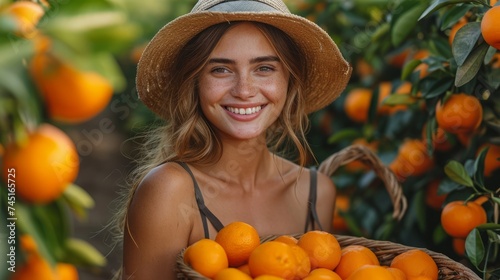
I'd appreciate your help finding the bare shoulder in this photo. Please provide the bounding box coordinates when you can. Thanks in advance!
[315,169,335,196]
[126,161,196,236]
[123,162,196,279]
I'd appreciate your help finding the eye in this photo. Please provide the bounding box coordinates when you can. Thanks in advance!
[211,67,230,74]
[257,65,275,72]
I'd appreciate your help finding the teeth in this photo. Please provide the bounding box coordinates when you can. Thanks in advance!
[226,106,262,115]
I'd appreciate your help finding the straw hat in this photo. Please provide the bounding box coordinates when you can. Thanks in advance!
[136,0,352,117]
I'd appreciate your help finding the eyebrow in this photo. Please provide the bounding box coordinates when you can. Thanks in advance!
[207,55,280,65]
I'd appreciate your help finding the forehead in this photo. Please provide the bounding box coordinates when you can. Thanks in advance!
[210,22,278,58]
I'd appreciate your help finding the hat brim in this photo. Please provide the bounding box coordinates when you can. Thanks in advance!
[136,11,352,117]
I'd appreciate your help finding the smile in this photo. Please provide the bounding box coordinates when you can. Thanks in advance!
[225,105,262,115]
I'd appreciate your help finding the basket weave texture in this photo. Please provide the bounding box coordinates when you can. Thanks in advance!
[175,145,481,280]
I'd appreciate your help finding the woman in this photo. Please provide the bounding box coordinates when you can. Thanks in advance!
[119,0,351,278]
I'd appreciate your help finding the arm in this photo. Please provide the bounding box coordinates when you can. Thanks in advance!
[315,171,336,233]
[122,163,194,280]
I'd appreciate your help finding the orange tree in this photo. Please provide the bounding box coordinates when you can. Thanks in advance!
[290,0,500,279]
[0,0,186,278]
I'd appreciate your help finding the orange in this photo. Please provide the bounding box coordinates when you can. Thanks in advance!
[1,124,79,204]
[334,245,380,279]
[304,268,342,280]
[214,268,253,280]
[477,143,500,177]
[274,235,299,245]
[4,1,45,38]
[297,231,341,270]
[183,239,228,278]
[19,234,38,253]
[346,264,396,280]
[435,93,483,134]
[344,138,379,172]
[424,179,447,211]
[238,264,251,275]
[289,244,311,279]
[344,88,372,123]
[389,139,433,181]
[12,253,57,280]
[474,195,489,205]
[379,82,420,115]
[377,81,395,115]
[332,195,350,232]
[355,58,374,79]
[412,50,430,78]
[29,52,113,124]
[130,42,147,64]
[274,236,310,278]
[215,221,260,267]
[452,238,466,256]
[449,18,468,45]
[390,249,438,280]
[254,276,286,280]
[481,6,500,50]
[422,123,454,152]
[441,200,487,238]
[492,0,498,6]
[489,52,500,68]
[248,241,297,280]
[387,267,407,280]
[388,48,411,68]
[56,263,79,280]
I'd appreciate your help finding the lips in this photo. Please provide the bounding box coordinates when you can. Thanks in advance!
[225,105,262,115]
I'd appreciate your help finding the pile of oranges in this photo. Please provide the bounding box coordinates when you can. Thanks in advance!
[182,221,439,280]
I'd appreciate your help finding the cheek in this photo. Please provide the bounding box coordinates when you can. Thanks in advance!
[267,77,289,105]
[198,80,221,105]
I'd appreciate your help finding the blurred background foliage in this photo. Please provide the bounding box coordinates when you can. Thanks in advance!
[0,0,499,279]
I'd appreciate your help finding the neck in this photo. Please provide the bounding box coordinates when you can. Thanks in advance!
[197,135,284,190]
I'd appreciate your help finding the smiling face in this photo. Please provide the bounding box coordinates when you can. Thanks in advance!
[198,22,290,141]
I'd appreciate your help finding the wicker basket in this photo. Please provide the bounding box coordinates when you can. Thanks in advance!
[176,145,481,280]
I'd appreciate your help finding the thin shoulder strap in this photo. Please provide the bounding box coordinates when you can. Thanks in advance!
[305,167,324,232]
[176,162,225,238]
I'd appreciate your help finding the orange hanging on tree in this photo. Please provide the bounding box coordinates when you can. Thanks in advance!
[1,123,79,204]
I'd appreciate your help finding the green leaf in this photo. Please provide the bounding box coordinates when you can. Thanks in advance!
[381,93,418,106]
[452,22,482,66]
[476,223,500,230]
[327,129,362,144]
[402,59,423,80]
[432,224,448,244]
[444,160,474,187]
[419,0,483,20]
[371,22,390,42]
[440,4,472,31]
[30,201,70,258]
[422,78,454,99]
[465,228,485,267]
[62,183,95,220]
[16,203,57,266]
[491,196,500,205]
[392,3,429,46]
[474,146,488,188]
[63,238,107,267]
[484,45,497,64]
[455,42,490,87]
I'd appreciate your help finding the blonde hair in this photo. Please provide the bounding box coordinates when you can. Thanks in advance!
[112,21,312,265]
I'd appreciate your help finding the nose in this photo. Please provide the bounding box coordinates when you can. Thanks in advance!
[231,74,256,99]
